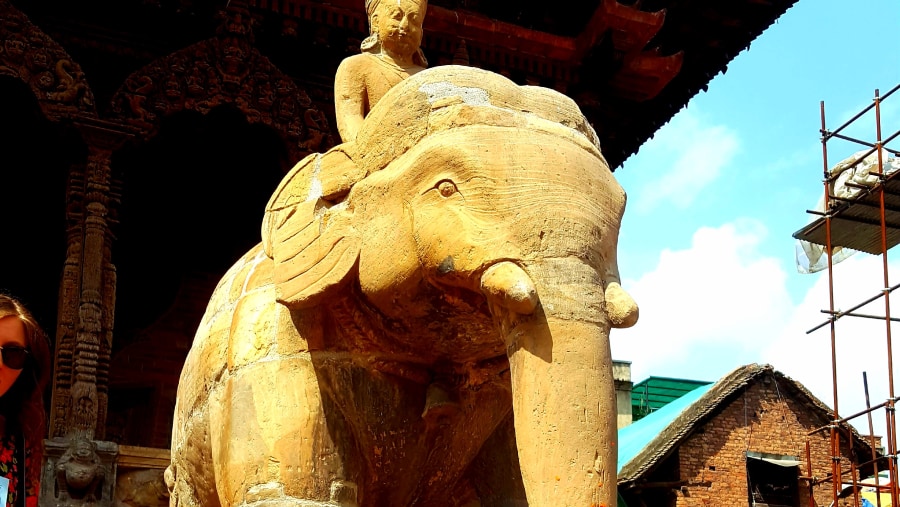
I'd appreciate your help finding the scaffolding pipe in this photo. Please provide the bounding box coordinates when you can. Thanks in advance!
[865,372,883,507]
[822,99,842,507]
[824,82,900,140]
[826,131,900,156]
[823,127,900,184]
[795,85,900,507]
[820,310,900,323]
[851,455,894,473]
[813,398,900,434]
[806,441,815,507]
[806,282,900,334]
[874,88,900,507]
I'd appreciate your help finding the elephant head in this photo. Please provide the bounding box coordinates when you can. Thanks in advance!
[261,66,638,506]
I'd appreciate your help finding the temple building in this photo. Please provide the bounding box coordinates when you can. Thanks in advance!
[0,0,798,504]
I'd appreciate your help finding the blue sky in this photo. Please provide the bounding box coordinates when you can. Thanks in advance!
[609,0,899,434]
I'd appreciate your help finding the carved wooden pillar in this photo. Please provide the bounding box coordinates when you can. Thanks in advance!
[71,148,110,440]
[42,119,133,507]
[51,163,84,439]
[50,119,130,440]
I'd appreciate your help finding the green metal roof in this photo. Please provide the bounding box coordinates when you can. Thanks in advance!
[631,376,712,421]
[619,382,715,473]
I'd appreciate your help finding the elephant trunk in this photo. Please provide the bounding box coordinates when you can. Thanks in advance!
[482,258,618,507]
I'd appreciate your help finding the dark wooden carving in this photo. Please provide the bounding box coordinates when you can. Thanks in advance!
[71,147,111,441]
[43,436,118,507]
[51,162,86,439]
[250,0,682,102]
[110,5,334,164]
[56,436,106,502]
[0,0,96,120]
[49,120,134,443]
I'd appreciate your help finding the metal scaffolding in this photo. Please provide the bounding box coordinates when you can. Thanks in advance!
[794,83,900,507]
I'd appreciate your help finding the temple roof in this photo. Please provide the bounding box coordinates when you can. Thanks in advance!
[12,0,799,168]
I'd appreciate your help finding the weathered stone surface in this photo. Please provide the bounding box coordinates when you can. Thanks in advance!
[115,469,169,507]
[168,62,638,507]
[334,0,428,143]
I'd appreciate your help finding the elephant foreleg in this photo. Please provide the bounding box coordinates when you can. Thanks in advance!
[507,317,617,507]
[208,355,351,506]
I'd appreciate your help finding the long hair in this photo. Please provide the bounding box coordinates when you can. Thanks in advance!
[0,294,52,485]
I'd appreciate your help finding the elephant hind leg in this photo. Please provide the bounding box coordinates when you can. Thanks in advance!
[169,406,221,507]
[167,459,218,507]
[164,466,176,507]
[240,480,358,507]
[235,498,349,507]
[467,414,527,507]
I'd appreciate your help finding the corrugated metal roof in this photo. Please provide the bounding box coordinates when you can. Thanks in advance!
[619,382,714,474]
[793,171,900,255]
[631,376,712,421]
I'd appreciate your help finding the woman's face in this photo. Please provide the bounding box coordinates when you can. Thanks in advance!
[0,316,26,397]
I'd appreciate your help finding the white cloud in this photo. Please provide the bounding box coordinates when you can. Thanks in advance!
[613,218,900,437]
[627,109,740,214]
[763,254,900,437]
[613,219,792,382]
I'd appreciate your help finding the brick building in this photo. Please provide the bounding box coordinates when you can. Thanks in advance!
[618,364,879,507]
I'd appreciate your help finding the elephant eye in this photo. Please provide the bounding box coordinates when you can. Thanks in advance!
[436,180,458,197]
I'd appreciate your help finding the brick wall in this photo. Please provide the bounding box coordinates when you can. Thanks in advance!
[672,378,865,507]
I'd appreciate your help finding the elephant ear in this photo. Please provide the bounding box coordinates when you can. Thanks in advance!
[262,145,364,308]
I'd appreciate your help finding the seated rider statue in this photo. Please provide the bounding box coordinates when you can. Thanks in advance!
[334,0,428,143]
[282,0,455,420]
[265,0,431,242]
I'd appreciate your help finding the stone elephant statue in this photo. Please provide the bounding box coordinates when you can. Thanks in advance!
[166,65,639,507]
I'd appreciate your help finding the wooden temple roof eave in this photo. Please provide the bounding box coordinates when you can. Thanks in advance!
[426,5,576,61]
[10,0,801,169]
[248,0,578,60]
[575,0,667,59]
[245,0,678,74]
[244,0,689,162]
[608,49,684,102]
[595,0,801,167]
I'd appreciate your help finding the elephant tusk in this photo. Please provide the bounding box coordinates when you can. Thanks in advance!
[480,261,538,316]
[605,281,639,328]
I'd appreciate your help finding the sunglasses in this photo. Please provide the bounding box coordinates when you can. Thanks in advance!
[0,346,29,370]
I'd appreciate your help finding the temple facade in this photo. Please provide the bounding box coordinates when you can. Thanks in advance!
[0,0,798,505]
